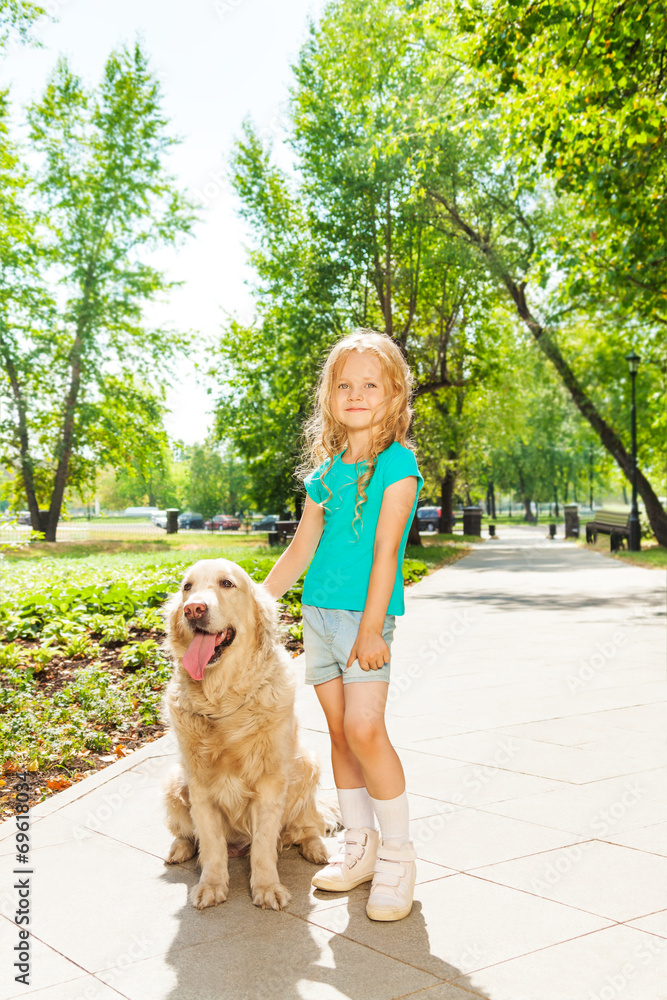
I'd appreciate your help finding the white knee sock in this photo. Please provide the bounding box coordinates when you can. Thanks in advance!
[370,790,410,846]
[336,786,376,830]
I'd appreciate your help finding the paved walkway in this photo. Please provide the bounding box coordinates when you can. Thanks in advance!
[1,526,666,1000]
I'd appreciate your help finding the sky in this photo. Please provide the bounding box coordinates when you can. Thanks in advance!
[0,0,328,442]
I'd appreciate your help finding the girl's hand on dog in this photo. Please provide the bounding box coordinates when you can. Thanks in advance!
[346,628,390,672]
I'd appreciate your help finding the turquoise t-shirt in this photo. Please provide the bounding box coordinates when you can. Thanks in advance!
[302,441,424,615]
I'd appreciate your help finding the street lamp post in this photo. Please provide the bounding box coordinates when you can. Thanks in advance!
[626,351,641,552]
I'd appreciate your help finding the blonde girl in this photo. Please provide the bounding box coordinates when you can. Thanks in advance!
[264,329,423,921]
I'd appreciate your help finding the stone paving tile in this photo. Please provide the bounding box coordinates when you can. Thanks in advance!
[414,730,650,783]
[386,715,471,746]
[303,873,609,980]
[486,715,657,746]
[410,806,584,871]
[479,768,667,836]
[426,686,664,732]
[6,977,128,1000]
[0,915,89,1000]
[468,840,667,922]
[0,830,286,975]
[626,909,667,939]
[577,731,666,770]
[603,821,667,857]
[407,761,565,808]
[391,984,488,1000]
[96,915,440,1000]
[586,702,667,734]
[14,766,173,860]
[452,923,667,1000]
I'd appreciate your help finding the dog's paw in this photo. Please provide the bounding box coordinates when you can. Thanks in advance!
[165,837,196,865]
[189,880,228,909]
[252,882,291,911]
[299,837,328,865]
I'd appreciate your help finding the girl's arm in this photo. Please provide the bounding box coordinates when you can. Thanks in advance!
[346,476,419,671]
[262,496,325,600]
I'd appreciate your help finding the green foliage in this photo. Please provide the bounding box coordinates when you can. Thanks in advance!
[465,0,667,316]
[219,3,508,519]
[0,41,196,538]
[89,614,130,646]
[118,639,161,671]
[0,1,46,49]
[0,533,441,767]
[402,559,429,584]
[0,558,180,767]
[57,664,129,728]
[0,577,173,642]
[185,441,229,519]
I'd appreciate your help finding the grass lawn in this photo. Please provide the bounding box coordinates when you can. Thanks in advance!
[0,531,472,818]
[575,536,667,570]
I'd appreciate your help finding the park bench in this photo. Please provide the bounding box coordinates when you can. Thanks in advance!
[268,520,299,547]
[585,507,631,551]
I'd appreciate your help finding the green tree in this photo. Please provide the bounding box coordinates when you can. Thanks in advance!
[0,44,194,540]
[220,2,504,534]
[429,0,667,541]
[215,123,342,516]
[184,440,251,520]
[0,0,46,50]
[464,0,667,317]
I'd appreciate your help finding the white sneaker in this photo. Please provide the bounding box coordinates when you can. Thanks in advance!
[311,827,379,891]
[366,841,417,921]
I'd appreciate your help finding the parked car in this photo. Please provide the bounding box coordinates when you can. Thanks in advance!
[204,514,242,532]
[177,511,205,530]
[17,511,32,526]
[151,510,168,529]
[124,506,160,518]
[252,515,280,532]
[417,506,442,532]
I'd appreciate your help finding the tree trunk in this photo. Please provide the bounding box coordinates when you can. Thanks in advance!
[517,468,535,523]
[487,480,497,519]
[428,191,667,546]
[0,332,41,531]
[407,510,421,546]
[440,465,456,533]
[47,322,85,541]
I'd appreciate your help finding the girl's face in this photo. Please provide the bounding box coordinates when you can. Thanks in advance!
[332,350,388,432]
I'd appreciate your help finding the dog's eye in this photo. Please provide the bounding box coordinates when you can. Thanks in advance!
[219,579,235,588]
[183,583,192,592]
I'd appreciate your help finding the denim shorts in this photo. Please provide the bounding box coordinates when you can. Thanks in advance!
[302,604,396,686]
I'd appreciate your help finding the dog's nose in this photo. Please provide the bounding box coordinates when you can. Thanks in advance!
[184,601,207,620]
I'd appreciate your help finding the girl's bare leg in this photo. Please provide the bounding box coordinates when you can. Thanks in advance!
[314,677,365,788]
[342,681,405,799]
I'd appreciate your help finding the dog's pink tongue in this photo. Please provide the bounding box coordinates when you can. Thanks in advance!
[183,632,222,681]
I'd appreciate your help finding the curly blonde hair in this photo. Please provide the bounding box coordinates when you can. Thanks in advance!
[300,329,415,535]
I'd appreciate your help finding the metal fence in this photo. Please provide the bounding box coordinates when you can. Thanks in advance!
[0,518,172,545]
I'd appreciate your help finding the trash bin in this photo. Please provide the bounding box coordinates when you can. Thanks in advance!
[564,504,579,539]
[37,509,50,534]
[462,506,483,536]
[166,508,180,535]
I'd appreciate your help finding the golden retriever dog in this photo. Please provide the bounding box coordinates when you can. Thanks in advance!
[162,558,336,911]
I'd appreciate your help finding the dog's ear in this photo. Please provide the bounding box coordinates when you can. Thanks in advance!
[162,589,187,656]
[250,582,280,654]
